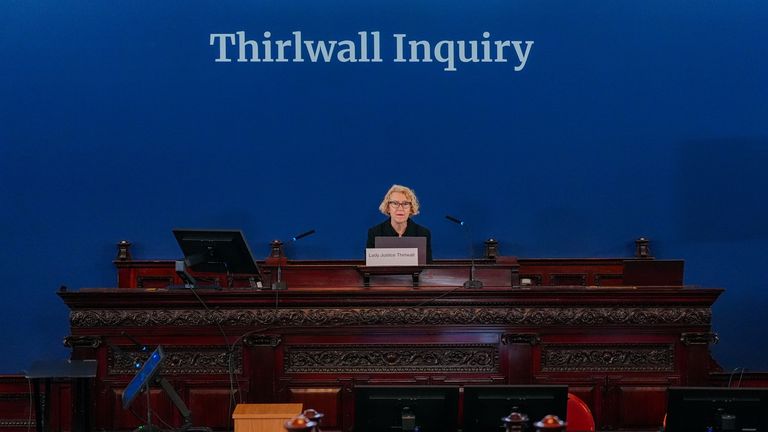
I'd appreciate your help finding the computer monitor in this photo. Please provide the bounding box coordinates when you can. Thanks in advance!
[462,385,568,432]
[121,346,166,410]
[354,385,459,432]
[173,228,261,276]
[666,387,768,432]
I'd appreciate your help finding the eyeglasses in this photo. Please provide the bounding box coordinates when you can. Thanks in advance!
[388,201,412,209]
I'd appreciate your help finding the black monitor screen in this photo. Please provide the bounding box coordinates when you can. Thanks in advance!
[173,228,260,275]
[666,387,768,432]
[354,386,459,432]
[462,385,568,432]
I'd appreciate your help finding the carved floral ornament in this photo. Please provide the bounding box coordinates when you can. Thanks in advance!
[107,345,242,375]
[70,306,711,328]
[541,344,675,372]
[284,344,498,374]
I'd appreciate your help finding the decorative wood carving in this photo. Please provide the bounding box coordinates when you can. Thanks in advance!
[107,345,242,375]
[71,306,711,328]
[52,256,723,432]
[0,419,34,427]
[243,334,282,347]
[284,344,498,373]
[680,332,719,345]
[63,335,102,348]
[541,344,674,372]
[501,333,540,345]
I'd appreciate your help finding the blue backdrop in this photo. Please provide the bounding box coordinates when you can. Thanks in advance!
[1,0,767,373]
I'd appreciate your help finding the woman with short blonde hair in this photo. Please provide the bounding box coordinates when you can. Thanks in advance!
[377,184,421,216]
[367,184,432,262]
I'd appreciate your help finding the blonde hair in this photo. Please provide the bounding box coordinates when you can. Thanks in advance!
[378,184,421,216]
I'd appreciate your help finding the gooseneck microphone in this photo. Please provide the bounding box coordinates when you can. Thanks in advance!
[273,229,317,290]
[291,229,316,241]
[445,215,464,226]
[445,215,483,289]
[121,331,148,352]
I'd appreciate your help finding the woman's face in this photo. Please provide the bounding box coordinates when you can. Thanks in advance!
[388,191,411,224]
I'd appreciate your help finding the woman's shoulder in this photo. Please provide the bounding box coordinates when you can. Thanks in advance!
[368,220,390,234]
[410,220,431,235]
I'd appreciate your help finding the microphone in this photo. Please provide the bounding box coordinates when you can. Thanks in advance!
[445,215,464,226]
[446,215,483,289]
[273,229,316,290]
[291,229,316,242]
[121,331,148,352]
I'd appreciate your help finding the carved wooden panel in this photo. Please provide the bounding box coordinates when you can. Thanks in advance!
[615,385,668,429]
[284,344,498,374]
[109,386,171,431]
[72,306,711,328]
[187,386,237,430]
[541,344,674,372]
[0,377,34,431]
[107,346,242,375]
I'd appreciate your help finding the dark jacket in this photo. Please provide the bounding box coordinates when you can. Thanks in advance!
[366,219,432,262]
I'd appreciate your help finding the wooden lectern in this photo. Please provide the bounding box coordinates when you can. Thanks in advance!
[233,403,303,432]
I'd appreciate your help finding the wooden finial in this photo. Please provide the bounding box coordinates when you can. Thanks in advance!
[634,237,653,259]
[484,238,499,259]
[116,240,132,261]
[271,240,285,258]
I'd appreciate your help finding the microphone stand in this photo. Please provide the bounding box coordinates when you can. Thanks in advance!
[272,229,316,291]
[272,265,287,290]
[446,216,483,289]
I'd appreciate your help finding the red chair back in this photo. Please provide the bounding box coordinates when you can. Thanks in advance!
[566,393,595,432]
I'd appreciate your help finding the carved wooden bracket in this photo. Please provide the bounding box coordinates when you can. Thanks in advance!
[680,332,719,345]
[357,266,423,288]
[501,333,540,345]
[63,335,102,348]
[244,334,282,347]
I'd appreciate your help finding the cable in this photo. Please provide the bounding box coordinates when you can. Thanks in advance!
[26,377,32,432]
[414,285,464,307]
[186,285,236,431]
[129,404,175,430]
[727,367,743,388]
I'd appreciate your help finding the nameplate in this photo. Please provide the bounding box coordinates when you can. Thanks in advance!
[365,248,419,266]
